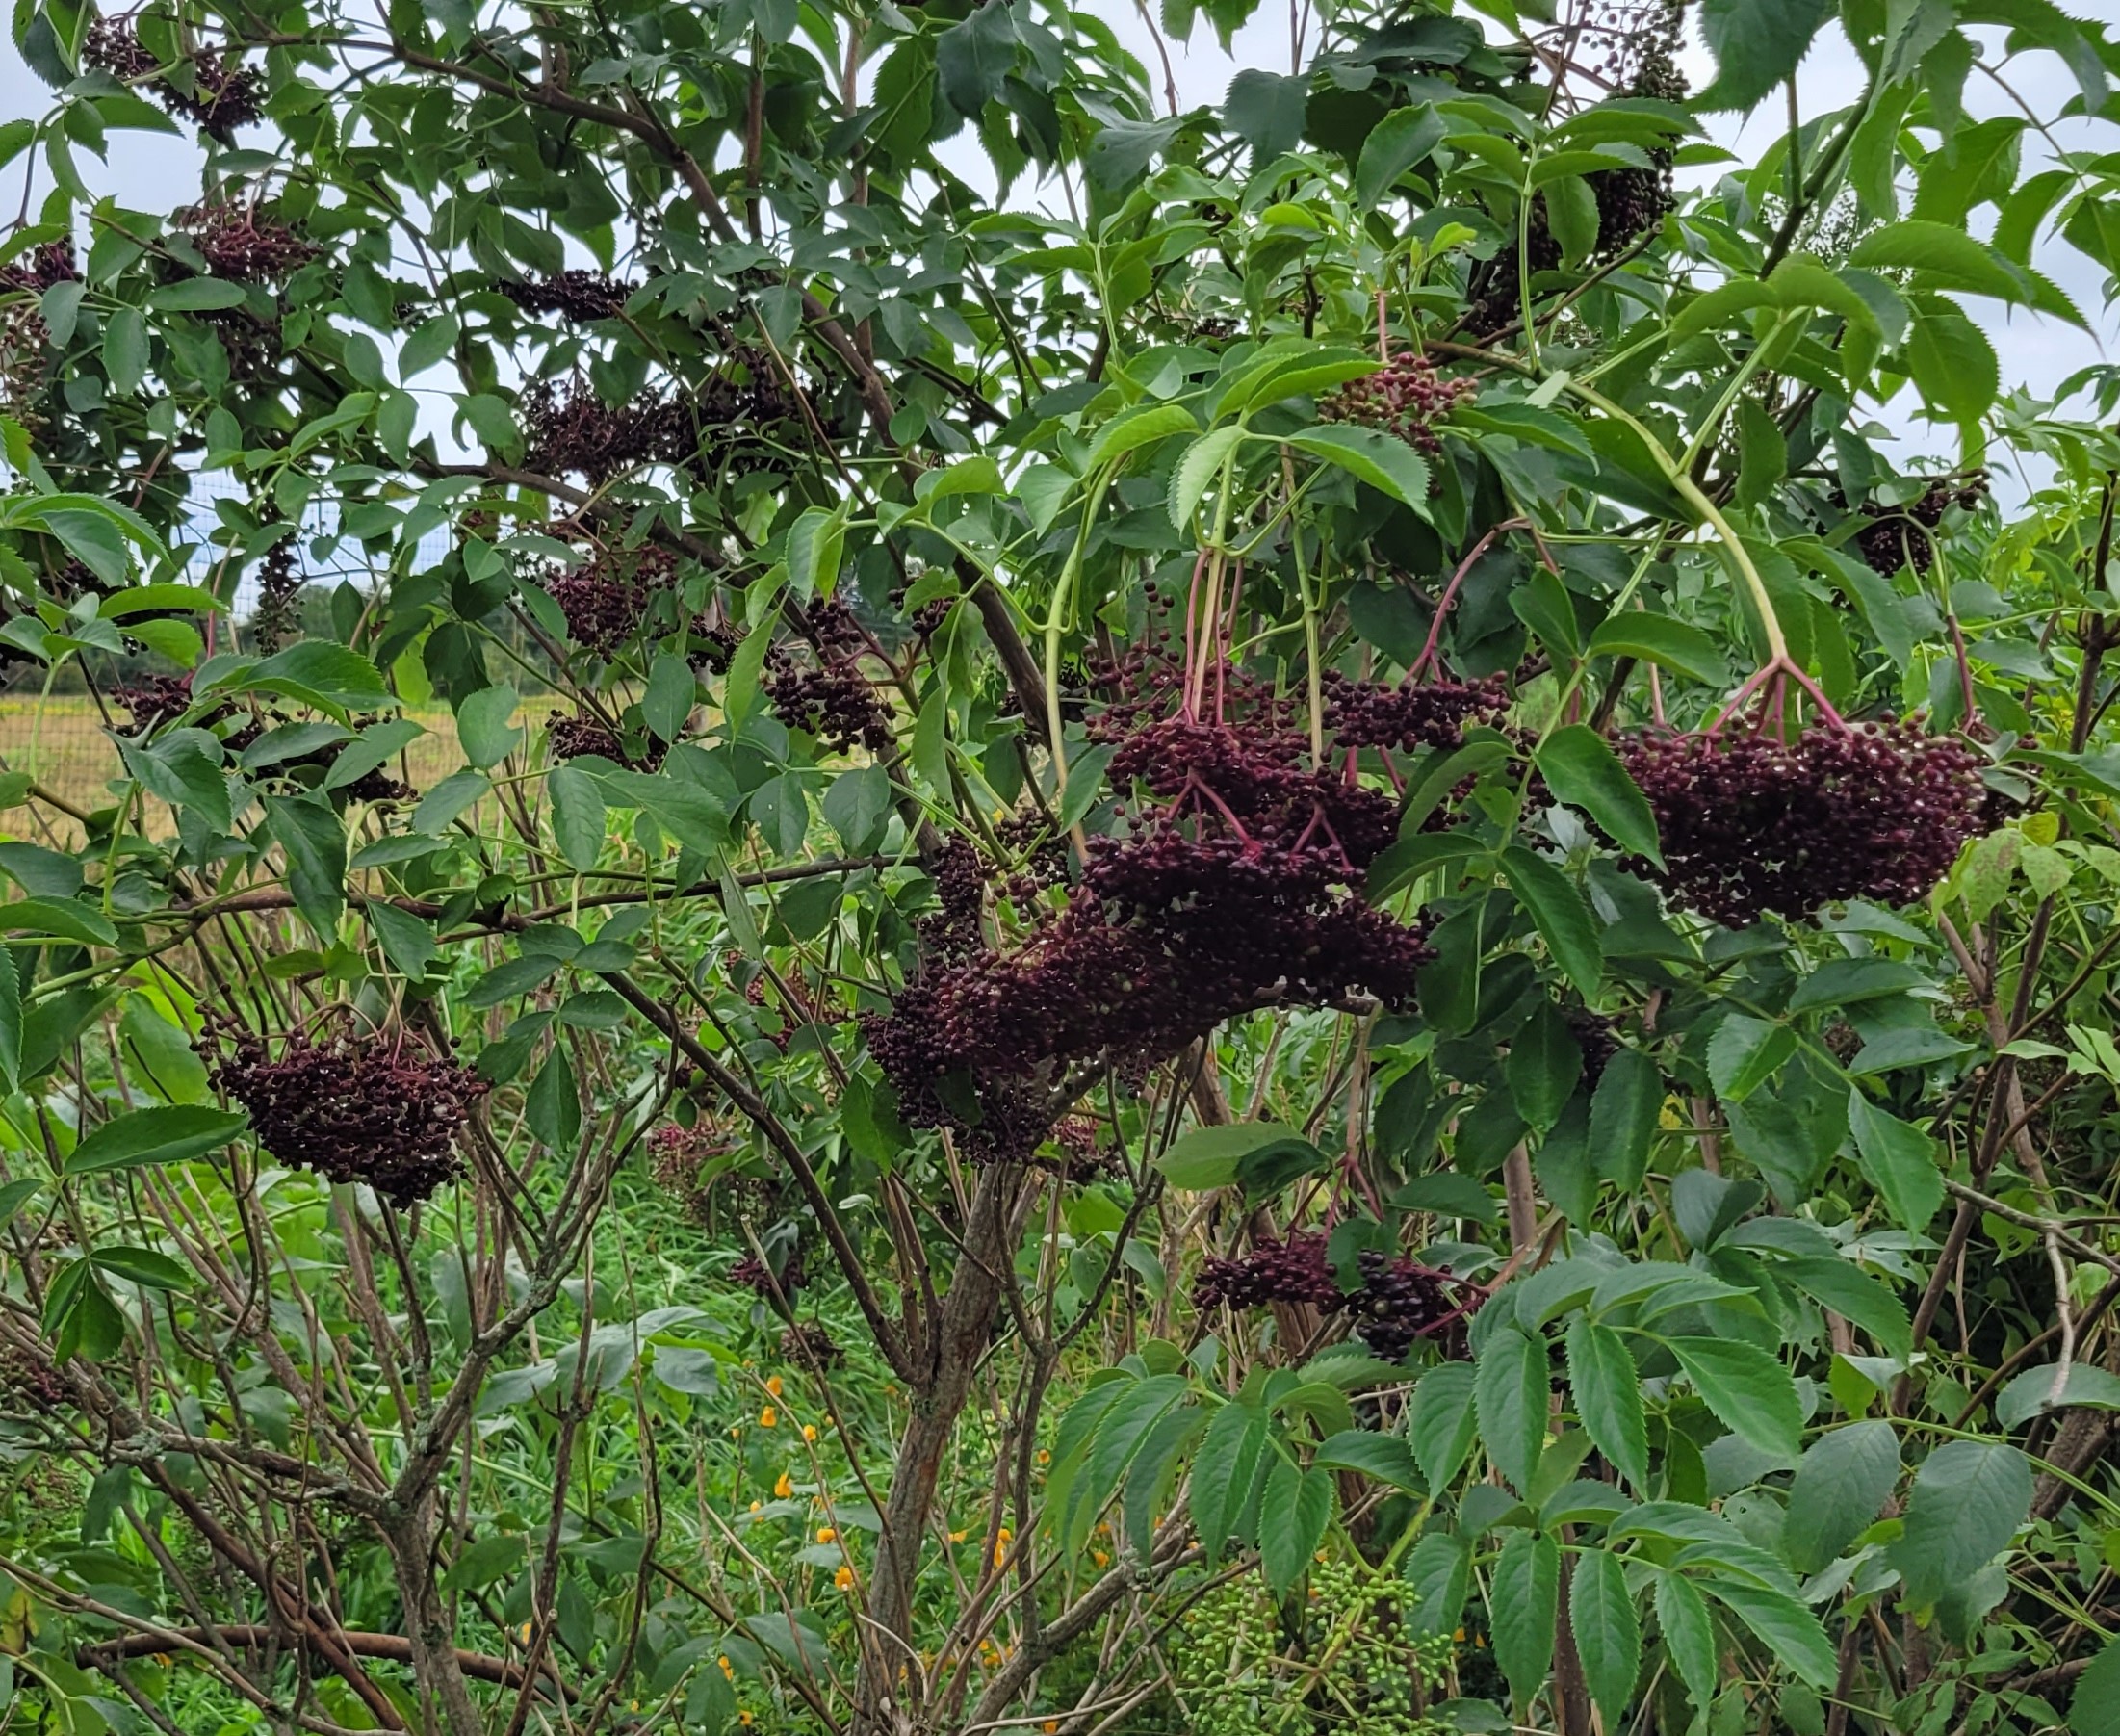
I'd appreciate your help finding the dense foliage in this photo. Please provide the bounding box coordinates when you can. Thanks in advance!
[1,1,2119,1733]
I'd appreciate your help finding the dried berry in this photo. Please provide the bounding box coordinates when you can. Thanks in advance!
[0,241,80,297]
[209,1023,486,1205]
[548,711,663,770]
[779,1322,842,1368]
[250,509,300,654]
[1622,716,1994,925]
[547,545,677,658]
[113,673,200,732]
[732,1249,805,1299]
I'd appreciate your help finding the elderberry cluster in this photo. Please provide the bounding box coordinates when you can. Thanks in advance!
[86,19,264,137]
[1347,1251,1456,1361]
[547,545,676,658]
[1319,352,1476,455]
[250,512,300,654]
[0,241,79,297]
[1566,1006,1622,1087]
[1587,1,1686,254]
[1622,718,1994,925]
[175,204,316,283]
[920,839,988,960]
[1855,474,1991,576]
[779,1322,841,1369]
[866,713,1432,1160]
[1322,667,1511,752]
[208,1023,486,1205]
[497,272,640,323]
[521,378,693,483]
[1195,1232,1339,1309]
[763,599,893,754]
[547,711,663,770]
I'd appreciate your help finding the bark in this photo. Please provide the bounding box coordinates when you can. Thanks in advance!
[381,1485,487,1736]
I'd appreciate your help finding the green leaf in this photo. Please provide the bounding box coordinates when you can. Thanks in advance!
[1356,103,1445,210]
[103,304,147,393]
[1258,1458,1334,1593]
[1995,1363,2120,1430]
[1506,999,1581,1132]
[1225,67,1308,161]
[785,505,847,603]
[43,1257,123,1361]
[644,653,697,744]
[455,683,521,770]
[1500,845,1601,996]
[1401,1530,1470,1638]
[1566,1316,1647,1488]
[1849,220,2045,310]
[1409,1361,1479,1490]
[1846,1089,1944,1229]
[527,1050,582,1153]
[1703,1580,1836,1689]
[1168,425,1245,529]
[1490,1529,1561,1710]
[365,900,437,980]
[1284,425,1433,515]
[90,1245,190,1290]
[1783,1422,1901,1575]
[1887,1440,2031,1610]
[1583,611,1730,687]
[0,897,116,947]
[1537,725,1661,865]
[150,278,249,312]
[1654,1571,1719,1711]
[1056,742,1115,831]
[2072,1634,2120,1736]
[1086,402,1197,469]
[264,795,348,936]
[0,942,19,1089]
[823,764,892,852]
[935,2,1018,117]
[65,1105,247,1177]
[1778,1257,1911,1360]
[1696,0,1834,113]
[1191,1400,1267,1557]
[1905,299,2000,427]
[548,764,607,873]
[1569,1547,1641,1730]
[1707,1014,1795,1103]
[1475,1323,1548,1491]
[1668,1336,1801,1463]
[1589,1048,1662,1190]
[1155,1121,1308,1190]
[1314,1429,1423,1492]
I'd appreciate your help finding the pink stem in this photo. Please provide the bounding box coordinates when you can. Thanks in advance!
[1411,519,1524,680]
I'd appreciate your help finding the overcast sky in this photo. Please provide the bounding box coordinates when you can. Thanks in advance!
[1,5,2109,496]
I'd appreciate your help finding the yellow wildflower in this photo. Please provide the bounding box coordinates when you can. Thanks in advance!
[774,1472,793,1499]
[836,1565,855,1590]
[759,1405,778,1428]
[802,1423,818,1442]
[765,1375,784,1397]
[816,1526,837,1543]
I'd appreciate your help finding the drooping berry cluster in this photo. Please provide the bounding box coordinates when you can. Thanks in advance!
[1621,718,1993,925]
[994,806,1069,905]
[546,544,677,658]
[547,710,663,770]
[1194,1235,1467,1362]
[763,599,893,754]
[1319,353,1476,456]
[113,673,199,731]
[1195,1232,1340,1310]
[1321,667,1510,751]
[1855,474,1991,576]
[865,713,1432,1159]
[497,272,640,323]
[920,839,988,960]
[208,1023,487,1205]
[1346,1251,1457,1361]
[86,19,264,137]
[1587,1,1687,254]
[174,204,317,283]
[250,512,300,653]
[0,241,79,297]
[1565,1006,1622,1088]
[521,378,693,483]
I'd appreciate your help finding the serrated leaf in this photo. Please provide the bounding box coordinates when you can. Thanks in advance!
[1566,1315,1647,1488]
[1707,1014,1795,1102]
[1155,1121,1308,1190]
[1668,1336,1801,1463]
[1886,1440,2031,1610]
[1401,1530,1470,1637]
[1168,425,1245,529]
[1783,1422,1900,1575]
[1475,1323,1548,1491]
[65,1105,247,1177]
[1284,425,1433,514]
[1846,1088,1944,1229]
[1569,1546,1640,1729]
[1655,1571,1719,1711]
[1191,1401,1267,1557]
[1490,1529,1560,1710]
[1537,725,1662,865]
[1589,1047,1662,1190]
[1258,1459,1334,1593]
[1500,845,1602,996]
[1409,1361,1479,1490]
